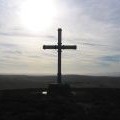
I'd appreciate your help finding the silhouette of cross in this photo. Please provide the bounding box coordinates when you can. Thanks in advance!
[43,28,77,83]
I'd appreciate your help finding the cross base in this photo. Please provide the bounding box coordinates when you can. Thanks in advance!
[47,83,71,96]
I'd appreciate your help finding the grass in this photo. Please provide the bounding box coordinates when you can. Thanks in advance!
[0,88,120,120]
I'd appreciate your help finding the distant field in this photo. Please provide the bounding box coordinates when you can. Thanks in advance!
[0,75,120,90]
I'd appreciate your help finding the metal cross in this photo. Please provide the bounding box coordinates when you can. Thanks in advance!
[43,28,77,84]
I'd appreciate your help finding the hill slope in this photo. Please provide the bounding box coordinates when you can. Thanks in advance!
[0,75,120,90]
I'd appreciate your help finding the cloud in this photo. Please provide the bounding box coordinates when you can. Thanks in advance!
[99,55,120,63]
[0,43,22,54]
[79,0,120,24]
[82,42,108,47]
[0,43,18,48]
[3,50,22,55]
[0,31,55,38]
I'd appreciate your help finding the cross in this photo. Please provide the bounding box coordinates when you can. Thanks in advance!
[43,28,77,84]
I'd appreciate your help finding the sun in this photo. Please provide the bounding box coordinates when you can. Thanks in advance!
[19,0,56,33]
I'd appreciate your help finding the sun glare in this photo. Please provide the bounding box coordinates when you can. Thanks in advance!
[19,0,56,33]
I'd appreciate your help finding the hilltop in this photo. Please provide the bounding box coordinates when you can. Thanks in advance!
[0,75,120,90]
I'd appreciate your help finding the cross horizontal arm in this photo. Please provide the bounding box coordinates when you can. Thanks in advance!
[61,45,77,49]
[43,45,58,49]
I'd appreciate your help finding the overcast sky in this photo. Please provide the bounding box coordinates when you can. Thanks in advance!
[0,0,120,76]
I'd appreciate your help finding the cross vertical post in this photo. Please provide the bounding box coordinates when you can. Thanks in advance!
[58,28,62,83]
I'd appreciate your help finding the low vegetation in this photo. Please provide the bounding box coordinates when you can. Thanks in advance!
[0,88,120,120]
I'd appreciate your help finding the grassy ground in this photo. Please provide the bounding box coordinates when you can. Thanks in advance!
[0,88,120,120]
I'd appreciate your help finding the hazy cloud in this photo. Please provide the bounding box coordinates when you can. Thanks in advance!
[0,31,56,39]
[100,55,120,63]
[0,43,18,48]
[0,0,120,75]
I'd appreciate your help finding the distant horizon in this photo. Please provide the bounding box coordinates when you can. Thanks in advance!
[0,73,119,77]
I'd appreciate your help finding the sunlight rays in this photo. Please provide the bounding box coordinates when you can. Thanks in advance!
[19,0,57,33]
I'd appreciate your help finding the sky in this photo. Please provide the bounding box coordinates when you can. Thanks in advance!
[0,0,120,76]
